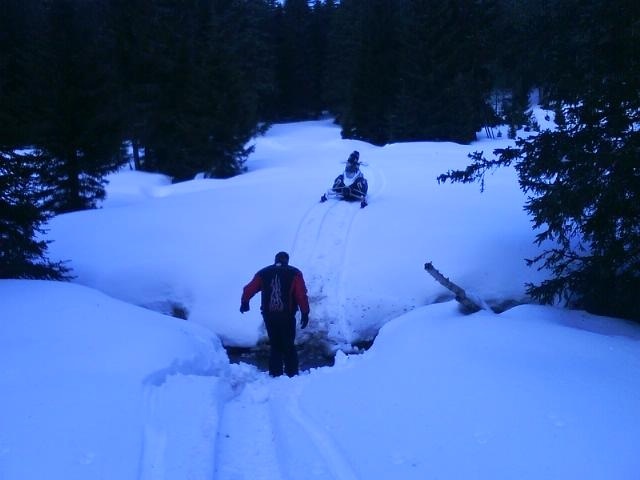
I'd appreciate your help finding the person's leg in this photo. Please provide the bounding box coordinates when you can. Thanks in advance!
[269,350,284,377]
[264,315,284,377]
[282,316,299,377]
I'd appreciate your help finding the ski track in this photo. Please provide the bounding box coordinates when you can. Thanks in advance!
[213,169,389,479]
[291,162,385,345]
[275,378,360,480]
[138,386,167,480]
[290,198,360,344]
[214,377,284,480]
[138,373,222,480]
[214,373,360,480]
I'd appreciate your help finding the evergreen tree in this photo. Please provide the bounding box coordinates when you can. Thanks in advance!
[29,0,124,213]
[206,0,277,175]
[126,0,198,178]
[324,0,360,121]
[308,0,336,117]
[0,0,36,148]
[225,0,278,123]
[328,0,496,145]
[315,0,339,115]
[181,0,261,178]
[439,0,640,320]
[119,0,269,181]
[108,0,159,171]
[393,0,497,143]
[331,0,401,145]
[1,1,70,279]
[0,150,69,280]
[273,0,318,120]
[489,0,551,131]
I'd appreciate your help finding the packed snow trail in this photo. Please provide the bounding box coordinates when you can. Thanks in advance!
[214,364,359,480]
[289,159,385,347]
[290,200,358,344]
[138,373,222,480]
[214,374,283,479]
[215,162,383,479]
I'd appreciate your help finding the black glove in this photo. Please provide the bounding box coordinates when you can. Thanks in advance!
[240,302,250,313]
[300,312,309,329]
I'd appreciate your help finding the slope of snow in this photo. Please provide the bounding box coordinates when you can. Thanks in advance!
[2,113,639,479]
[46,118,548,348]
[0,280,230,479]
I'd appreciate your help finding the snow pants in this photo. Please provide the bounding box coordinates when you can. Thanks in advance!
[263,313,299,377]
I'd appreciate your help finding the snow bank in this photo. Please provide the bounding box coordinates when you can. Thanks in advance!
[0,280,230,480]
[295,302,640,479]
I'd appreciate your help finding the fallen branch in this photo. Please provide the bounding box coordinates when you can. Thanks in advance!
[424,262,483,313]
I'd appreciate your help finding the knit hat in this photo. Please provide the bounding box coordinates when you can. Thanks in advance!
[275,251,289,265]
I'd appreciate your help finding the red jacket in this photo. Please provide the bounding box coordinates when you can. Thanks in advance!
[242,264,310,315]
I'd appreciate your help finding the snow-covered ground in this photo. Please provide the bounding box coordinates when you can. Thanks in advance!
[1,114,639,479]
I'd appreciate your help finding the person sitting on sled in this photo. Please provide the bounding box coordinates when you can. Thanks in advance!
[320,150,368,208]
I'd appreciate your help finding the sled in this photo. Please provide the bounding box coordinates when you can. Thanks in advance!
[320,158,369,208]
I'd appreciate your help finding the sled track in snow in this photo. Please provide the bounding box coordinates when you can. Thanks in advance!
[214,377,284,480]
[214,373,360,480]
[278,379,360,480]
[138,386,167,480]
[290,161,385,345]
[290,198,360,344]
[213,164,390,480]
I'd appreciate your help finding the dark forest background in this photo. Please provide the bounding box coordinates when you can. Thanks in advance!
[1,0,639,321]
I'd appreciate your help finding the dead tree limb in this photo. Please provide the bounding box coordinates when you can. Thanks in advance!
[424,262,483,313]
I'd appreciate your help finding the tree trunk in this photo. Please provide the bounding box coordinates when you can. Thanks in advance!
[424,262,484,313]
[132,138,141,170]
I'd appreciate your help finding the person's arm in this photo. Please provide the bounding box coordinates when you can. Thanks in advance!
[292,272,310,314]
[240,274,262,312]
[293,272,310,328]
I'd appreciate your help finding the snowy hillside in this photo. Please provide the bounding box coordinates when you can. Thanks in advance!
[45,117,551,348]
[1,116,639,479]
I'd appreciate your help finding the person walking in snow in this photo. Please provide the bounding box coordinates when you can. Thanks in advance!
[240,251,310,377]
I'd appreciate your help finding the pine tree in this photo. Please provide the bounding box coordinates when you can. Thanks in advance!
[226,0,278,123]
[324,0,360,121]
[439,0,640,321]
[0,150,69,280]
[273,0,318,120]
[29,0,124,213]
[489,0,551,130]
[394,0,496,143]
[327,0,496,145]
[108,0,159,171]
[205,0,277,176]
[329,0,401,145]
[0,0,43,148]
[1,1,70,279]
[181,0,259,178]
[308,0,336,117]
[119,0,269,181]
